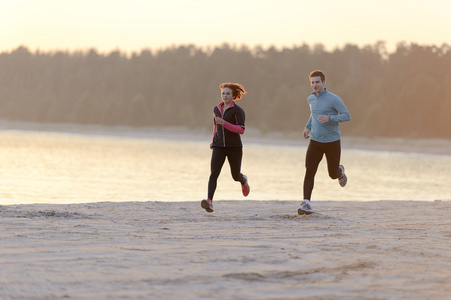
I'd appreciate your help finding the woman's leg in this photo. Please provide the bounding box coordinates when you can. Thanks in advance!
[208,147,227,200]
[226,147,245,184]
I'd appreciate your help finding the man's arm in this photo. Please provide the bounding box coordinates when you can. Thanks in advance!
[303,115,312,139]
[329,97,351,123]
[305,115,313,129]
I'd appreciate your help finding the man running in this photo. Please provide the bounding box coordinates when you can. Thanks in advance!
[299,70,351,215]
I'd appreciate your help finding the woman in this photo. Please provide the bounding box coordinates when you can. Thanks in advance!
[201,82,250,213]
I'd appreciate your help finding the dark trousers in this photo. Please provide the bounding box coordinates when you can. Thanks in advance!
[208,147,244,200]
[303,139,341,201]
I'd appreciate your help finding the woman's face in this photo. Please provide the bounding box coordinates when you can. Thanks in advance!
[221,87,234,104]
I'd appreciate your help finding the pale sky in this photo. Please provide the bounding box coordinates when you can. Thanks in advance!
[1,0,450,54]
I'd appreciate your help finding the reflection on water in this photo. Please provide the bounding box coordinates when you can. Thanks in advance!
[0,131,450,205]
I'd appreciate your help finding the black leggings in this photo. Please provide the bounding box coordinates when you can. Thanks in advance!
[303,139,341,201]
[208,147,245,200]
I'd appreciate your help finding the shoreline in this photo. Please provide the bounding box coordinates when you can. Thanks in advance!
[1,121,450,156]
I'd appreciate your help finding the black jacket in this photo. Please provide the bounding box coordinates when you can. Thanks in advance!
[211,102,245,147]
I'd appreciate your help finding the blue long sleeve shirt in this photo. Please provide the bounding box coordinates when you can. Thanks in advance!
[305,89,351,143]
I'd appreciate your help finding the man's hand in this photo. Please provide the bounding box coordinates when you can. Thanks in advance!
[303,128,311,139]
[318,115,329,123]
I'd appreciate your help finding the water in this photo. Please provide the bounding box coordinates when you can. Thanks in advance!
[0,130,450,205]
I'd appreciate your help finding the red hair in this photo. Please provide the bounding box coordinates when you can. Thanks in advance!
[309,70,326,82]
[219,82,247,100]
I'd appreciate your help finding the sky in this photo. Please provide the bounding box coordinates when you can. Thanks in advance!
[1,0,450,55]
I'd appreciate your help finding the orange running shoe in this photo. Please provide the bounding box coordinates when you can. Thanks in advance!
[241,174,250,197]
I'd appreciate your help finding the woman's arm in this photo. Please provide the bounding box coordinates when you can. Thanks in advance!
[223,121,245,134]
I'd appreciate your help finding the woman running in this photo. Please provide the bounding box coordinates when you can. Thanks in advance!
[201,82,250,213]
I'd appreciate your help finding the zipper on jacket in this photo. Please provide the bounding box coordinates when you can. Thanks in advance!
[221,106,226,147]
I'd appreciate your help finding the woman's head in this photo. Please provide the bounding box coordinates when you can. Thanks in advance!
[219,82,247,101]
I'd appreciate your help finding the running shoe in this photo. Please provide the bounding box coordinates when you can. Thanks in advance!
[241,174,250,197]
[338,165,347,187]
[201,198,213,213]
[298,199,313,215]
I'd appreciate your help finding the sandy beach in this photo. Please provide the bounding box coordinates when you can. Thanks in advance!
[1,200,450,299]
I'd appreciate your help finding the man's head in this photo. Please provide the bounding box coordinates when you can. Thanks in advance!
[309,70,325,82]
[309,70,326,94]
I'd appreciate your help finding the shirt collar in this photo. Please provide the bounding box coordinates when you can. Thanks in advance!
[218,101,235,109]
[311,88,328,96]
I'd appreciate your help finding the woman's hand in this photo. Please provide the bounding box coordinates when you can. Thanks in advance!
[214,117,225,125]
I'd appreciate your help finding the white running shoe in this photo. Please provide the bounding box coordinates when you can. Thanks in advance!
[298,199,313,215]
[338,165,347,187]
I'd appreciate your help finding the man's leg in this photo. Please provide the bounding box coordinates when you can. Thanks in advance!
[303,140,324,200]
[324,140,347,187]
[324,140,341,179]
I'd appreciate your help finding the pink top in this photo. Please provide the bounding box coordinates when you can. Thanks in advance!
[223,121,244,134]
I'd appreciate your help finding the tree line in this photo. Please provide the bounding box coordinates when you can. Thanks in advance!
[1,42,450,139]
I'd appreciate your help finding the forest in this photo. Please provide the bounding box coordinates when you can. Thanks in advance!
[1,41,450,139]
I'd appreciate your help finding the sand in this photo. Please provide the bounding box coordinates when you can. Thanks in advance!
[1,200,450,299]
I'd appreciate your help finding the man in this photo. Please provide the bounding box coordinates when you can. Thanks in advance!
[299,70,351,215]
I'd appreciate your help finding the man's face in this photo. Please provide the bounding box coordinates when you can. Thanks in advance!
[310,76,325,93]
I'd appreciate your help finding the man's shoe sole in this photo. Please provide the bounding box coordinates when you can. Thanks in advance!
[339,165,347,187]
[201,200,213,213]
[298,208,313,215]
[339,175,347,187]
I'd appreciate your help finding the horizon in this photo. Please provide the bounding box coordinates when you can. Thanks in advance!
[2,40,448,57]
